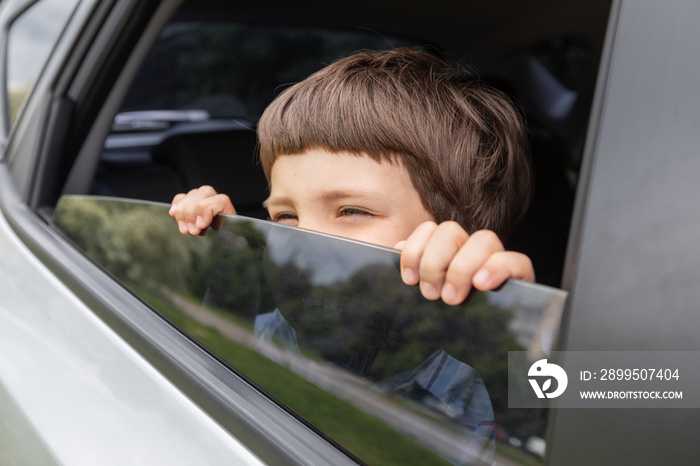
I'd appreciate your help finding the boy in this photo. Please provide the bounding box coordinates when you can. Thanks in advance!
[169,48,535,305]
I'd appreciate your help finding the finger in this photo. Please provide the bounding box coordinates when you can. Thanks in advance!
[185,194,235,236]
[441,229,504,304]
[210,214,226,232]
[399,221,438,286]
[171,186,217,223]
[393,240,407,251]
[180,189,212,235]
[417,221,469,301]
[169,186,230,235]
[169,193,186,216]
[472,251,535,291]
[170,193,189,233]
[194,194,236,230]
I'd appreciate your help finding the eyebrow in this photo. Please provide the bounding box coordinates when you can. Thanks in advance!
[263,189,388,209]
[262,196,290,209]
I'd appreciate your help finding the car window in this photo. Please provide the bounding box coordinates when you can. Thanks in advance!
[53,196,567,465]
[95,20,423,217]
[84,1,612,291]
[4,0,80,126]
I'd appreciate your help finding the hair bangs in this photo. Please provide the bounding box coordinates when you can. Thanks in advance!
[257,57,431,179]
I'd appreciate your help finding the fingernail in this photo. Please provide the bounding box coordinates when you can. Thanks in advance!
[420,282,439,300]
[474,269,490,287]
[188,223,197,235]
[196,216,205,228]
[169,204,175,214]
[402,267,417,284]
[178,221,187,234]
[442,283,457,303]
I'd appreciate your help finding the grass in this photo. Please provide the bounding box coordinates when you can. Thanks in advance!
[134,285,450,465]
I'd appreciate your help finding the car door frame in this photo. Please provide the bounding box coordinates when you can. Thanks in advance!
[0,0,361,464]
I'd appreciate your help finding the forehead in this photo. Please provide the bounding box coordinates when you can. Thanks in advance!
[268,150,414,195]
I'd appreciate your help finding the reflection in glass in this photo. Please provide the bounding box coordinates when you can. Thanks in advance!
[53,196,567,465]
[6,0,80,123]
[120,21,422,121]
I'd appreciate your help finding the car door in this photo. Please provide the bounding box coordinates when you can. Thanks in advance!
[0,0,286,464]
[1,0,643,464]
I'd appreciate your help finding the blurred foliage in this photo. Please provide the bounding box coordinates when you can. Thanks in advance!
[54,199,209,290]
[8,84,29,123]
[188,221,275,319]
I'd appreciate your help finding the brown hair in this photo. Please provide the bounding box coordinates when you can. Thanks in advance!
[257,47,532,240]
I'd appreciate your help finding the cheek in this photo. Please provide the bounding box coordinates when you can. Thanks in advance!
[334,220,400,248]
[385,208,433,236]
[368,218,413,247]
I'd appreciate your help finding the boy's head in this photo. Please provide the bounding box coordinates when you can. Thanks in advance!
[257,47,532,240]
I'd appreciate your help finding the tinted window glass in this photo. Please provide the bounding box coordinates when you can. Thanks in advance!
[531,35,592,91]
[5,0,79,124]
[54,196,567,465]
[118,22,421,123]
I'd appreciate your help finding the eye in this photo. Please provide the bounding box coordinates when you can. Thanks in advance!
[337,207,373,218]
[270,211,299,225]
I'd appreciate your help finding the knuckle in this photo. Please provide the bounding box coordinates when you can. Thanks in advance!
[488,251,534,281]
[513,252,534,278]
[438,221,469,244]
[517,251,533,267]
[213,193,231,204]
[471,229,503,248]
[200,185,217,195]
[471,229,499,241]
[414,221,438,235]
[182,202,198,217]
[186,185,217,197]
[439,220,463,232]
[419,220,438,228]
[401,241,423,261]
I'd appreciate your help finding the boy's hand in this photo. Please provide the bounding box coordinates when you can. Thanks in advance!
[169,185,236,235]
[395,221,534,305]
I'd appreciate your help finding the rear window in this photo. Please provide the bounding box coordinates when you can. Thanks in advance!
[119,22,422,122]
